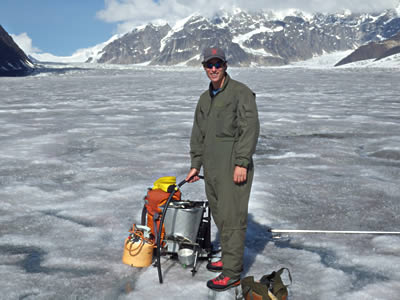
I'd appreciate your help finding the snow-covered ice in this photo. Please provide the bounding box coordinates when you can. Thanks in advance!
[0,64,399,299]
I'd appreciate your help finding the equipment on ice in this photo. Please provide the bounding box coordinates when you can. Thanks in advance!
[122,224,154,267]
[122,176,212,284]
[241,268,292,300]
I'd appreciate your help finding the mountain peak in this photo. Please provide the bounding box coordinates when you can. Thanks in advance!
[0,25,34,76]
[84,9,400,67]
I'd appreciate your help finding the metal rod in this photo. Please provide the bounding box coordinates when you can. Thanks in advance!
[270,229,400,235]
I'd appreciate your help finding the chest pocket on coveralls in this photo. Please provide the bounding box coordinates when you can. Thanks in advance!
[215,100,237,139]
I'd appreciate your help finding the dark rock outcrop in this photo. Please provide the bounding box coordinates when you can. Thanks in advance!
[375,31,400,60]
[335,31,400,66]
[376,45,400,60]
[0,25,34,76]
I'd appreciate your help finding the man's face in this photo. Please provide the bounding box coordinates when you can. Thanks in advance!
[203,58,227,88]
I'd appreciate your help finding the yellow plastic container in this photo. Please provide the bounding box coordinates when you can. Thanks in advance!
[152,176,176,192]
[122,237,154,267]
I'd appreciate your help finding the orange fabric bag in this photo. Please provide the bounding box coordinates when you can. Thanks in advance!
[144,188,181,242]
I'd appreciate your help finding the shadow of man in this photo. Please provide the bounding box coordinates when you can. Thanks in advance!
[243,213,273,275]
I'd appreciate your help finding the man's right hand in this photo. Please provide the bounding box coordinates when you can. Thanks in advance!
[186,168,200,183]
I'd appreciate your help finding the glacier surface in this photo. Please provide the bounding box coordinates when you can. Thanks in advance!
[0,65,399,299]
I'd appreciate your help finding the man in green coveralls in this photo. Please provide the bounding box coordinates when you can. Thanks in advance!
[186,47,260,291]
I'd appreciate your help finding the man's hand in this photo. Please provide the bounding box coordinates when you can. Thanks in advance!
[186,168,200,183]
[233,166,247,184]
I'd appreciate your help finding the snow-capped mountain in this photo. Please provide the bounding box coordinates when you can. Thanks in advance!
[94,24,170,64]
[0,25,34,76]
[30,34,122,64]
[87,8,400,66]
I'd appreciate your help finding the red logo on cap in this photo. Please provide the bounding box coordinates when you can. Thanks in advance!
[211,48,217,55]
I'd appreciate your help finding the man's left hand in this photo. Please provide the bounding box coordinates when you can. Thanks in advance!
[233,166,247,184]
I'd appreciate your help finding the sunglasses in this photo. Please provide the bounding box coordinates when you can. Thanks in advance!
[204,61,224,69]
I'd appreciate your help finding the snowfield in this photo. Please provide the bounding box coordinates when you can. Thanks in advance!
[0,64,399,300]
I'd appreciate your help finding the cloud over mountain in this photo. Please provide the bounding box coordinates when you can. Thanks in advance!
[10,32,41,55]
[97,0,400,34]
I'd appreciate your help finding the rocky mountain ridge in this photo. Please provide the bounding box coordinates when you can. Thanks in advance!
[87,8,400,66]
[335,31,400,66]
[0,25,34,76]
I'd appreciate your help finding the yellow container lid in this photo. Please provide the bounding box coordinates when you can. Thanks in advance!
[152,176,176,192]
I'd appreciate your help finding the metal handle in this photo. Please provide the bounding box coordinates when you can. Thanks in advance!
[177,175,204,188]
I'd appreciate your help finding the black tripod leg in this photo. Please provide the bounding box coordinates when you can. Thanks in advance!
[204,206,212,258]
[191,246,200,276]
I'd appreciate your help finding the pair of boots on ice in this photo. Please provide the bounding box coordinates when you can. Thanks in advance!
[206,260,240,291]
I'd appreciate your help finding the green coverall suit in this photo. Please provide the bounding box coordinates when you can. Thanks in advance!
[190,74,260,279]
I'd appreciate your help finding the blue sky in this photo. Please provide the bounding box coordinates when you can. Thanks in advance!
[1,0,399,57]
[0,0,114,56]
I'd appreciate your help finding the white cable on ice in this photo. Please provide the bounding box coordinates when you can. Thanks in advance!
[270,229,400,235]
